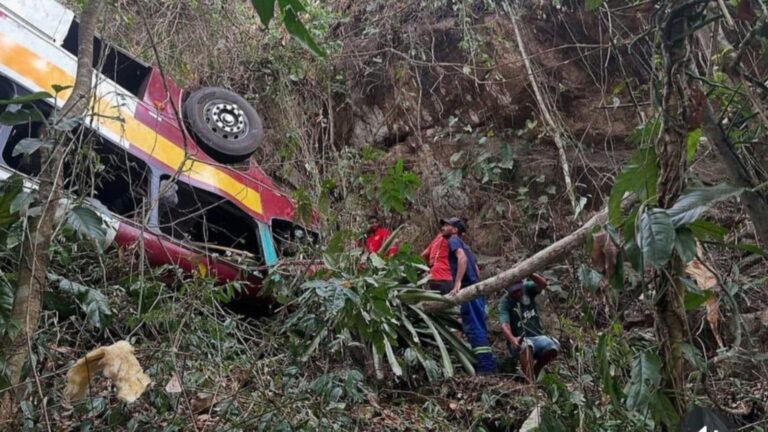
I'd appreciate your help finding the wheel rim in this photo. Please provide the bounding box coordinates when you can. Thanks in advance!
[203,100,250,141]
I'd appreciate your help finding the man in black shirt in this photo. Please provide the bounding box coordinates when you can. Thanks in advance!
[498,273,560,382]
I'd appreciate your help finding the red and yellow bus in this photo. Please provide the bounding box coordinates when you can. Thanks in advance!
[0,0,316,305]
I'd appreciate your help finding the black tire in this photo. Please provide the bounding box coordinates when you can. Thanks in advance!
[183,87,264,163]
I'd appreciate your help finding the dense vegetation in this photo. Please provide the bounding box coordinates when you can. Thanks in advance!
[1,0,767,430]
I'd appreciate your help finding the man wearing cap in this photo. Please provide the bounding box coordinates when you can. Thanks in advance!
[440,217,497,374]
[498,273,560,382]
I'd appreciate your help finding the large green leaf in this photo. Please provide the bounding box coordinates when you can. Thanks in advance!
[278,0,326,58]
[636,209,675,268]
[66,205,106,242]
[0,91,51,105]
[251,0,275,27]
[668,183,743,227]
[608,147,658,225]
[410,306,455,378]
[0,109,45,126]
[11,138,44,157]
[625,351,662,411]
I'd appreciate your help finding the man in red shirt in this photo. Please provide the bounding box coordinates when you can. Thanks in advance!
[364,215,397,256]
[421,233,452,294]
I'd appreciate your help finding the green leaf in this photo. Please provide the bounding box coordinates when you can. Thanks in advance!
[378,160,421,214]
[278,0,326,58]
[674,227,697,264]
[251,0,276,27]
[279,0,306,13]
[578,264,603,293]
[683,287,712,311]
[396,289,452,304]
[585,0,606,11]
[0,277,13,321]
[0,91,52,105]
[11,138,43,157]
[0,109,45,125]
[410,306,455,378]
[56,276,112,329]
[383,338,403,376]
[368,251,386,268]
[636,209,675,268]
[688,220,727,242]
[67,205,106,242]
[596,330,622,405]
[649,392,679,429]
[608,147,658,225]
[0,176,23,228]
[686,128,701,161]
[668,183,743,227]
[51,84,72,94]
[51,114,82,131]
[625,351,662,411]
[681,342,706,371]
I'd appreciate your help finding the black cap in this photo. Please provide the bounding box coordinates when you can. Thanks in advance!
[440,217,467,234]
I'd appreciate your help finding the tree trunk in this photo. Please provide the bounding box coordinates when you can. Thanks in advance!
[652,0,698,416]
[0,0,104,423]
[419,200,631,312]
[700,100,768,248]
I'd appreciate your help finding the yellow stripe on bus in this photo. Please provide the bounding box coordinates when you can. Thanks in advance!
[0,34,263,215]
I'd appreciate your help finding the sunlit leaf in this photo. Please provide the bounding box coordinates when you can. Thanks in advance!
[668,183,743,227]
[67,205,106,242]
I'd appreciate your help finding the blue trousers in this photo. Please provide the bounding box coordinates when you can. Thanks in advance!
[460,297,497,374]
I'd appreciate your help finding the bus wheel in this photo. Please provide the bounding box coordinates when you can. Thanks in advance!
[183,87,264,163]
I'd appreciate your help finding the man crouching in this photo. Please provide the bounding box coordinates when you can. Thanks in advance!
[498,273,560,383]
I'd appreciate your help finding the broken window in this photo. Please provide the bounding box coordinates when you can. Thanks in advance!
[271,219,318,258]
[0,99,151,220]
[157,176,263,264]
[62,20,151,97]
[87,133,151,219]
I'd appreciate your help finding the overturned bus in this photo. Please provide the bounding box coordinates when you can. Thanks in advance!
[0,0,316,305]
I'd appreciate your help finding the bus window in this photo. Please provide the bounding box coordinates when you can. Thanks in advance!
[271,219,318,258]
[157,176,263,264]
[89,134,151,220]
[62,20,151,97]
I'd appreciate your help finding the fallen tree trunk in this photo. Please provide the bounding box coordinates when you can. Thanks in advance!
[420,204,616,312]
